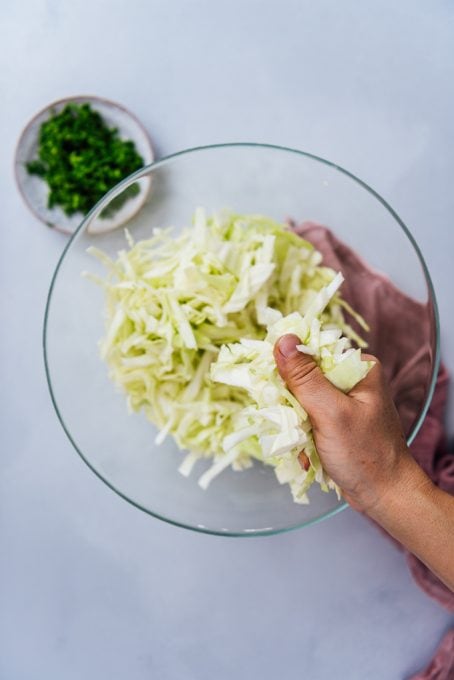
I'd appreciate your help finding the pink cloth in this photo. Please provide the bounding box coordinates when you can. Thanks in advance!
[291,222,454,678]
[408,631,454,680]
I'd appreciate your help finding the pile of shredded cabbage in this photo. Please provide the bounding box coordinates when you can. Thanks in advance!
[87,209,373,503]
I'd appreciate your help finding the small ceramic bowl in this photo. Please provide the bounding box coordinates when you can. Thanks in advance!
[15,95,154,235]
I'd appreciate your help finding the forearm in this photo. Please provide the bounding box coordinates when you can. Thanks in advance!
[366,456,454,592]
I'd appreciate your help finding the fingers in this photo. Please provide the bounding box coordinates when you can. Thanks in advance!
[298,450,310,471]
[274,334,347,418]
[348,353,384,400]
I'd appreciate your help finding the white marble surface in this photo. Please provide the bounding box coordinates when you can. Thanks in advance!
[1,1,453,678]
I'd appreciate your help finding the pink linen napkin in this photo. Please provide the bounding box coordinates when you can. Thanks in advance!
[408,630,454,680]
[291,222,454,679]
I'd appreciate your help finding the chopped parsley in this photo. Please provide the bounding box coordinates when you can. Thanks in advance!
[27,103,144,217]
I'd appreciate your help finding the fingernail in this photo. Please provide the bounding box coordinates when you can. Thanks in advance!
[277,334,300,358]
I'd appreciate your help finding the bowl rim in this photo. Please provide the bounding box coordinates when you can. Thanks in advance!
[43,142,441,537]
[14,93,155,235]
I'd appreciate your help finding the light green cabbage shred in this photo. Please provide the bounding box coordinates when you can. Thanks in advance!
[87,209,373,503]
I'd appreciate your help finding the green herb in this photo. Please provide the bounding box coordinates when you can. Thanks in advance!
[26,103,144,217]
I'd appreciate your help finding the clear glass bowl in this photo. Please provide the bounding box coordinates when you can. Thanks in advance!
[44,144,440,536]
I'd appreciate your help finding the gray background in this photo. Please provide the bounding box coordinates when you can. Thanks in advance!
[1,1,453,678]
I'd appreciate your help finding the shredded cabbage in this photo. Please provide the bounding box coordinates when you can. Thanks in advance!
[87,209,373,503]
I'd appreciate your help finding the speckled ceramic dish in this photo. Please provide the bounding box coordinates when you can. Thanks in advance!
[15,95,154,235]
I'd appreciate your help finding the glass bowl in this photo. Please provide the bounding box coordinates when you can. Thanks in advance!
[44,144,440,536]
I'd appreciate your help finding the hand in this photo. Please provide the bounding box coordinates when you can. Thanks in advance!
[273,334,420,513]
[274,333,454,592]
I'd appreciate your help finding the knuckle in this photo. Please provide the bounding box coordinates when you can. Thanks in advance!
[372,357,382,372]
[286,357,319,389]
[363,352,381,367]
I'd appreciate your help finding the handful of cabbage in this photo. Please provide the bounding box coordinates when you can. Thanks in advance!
[88,210,373,503]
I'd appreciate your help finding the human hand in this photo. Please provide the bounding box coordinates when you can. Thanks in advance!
[274,333,418,513]
[274,333,454,591]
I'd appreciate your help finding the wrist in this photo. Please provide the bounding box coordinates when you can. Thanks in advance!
[360,454,454,592]
[365,452,434,523]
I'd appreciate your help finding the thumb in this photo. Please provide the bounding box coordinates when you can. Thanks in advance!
[274,334,346,419]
